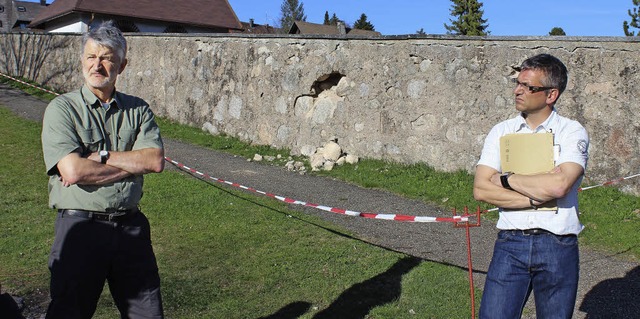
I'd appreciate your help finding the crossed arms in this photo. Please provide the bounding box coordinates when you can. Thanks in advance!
[56,148,164,187]
[473,162,584,209]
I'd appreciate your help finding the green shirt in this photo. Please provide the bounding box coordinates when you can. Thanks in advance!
[41,85,163,211]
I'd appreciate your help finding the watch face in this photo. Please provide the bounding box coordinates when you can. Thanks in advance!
[100,150,108,164]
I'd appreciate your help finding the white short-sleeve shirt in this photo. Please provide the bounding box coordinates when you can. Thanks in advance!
[477,109,589,235]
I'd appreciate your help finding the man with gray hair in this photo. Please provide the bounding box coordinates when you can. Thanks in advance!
[41,21,165,318]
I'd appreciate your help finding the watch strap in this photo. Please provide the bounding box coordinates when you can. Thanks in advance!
[500,172,513,190]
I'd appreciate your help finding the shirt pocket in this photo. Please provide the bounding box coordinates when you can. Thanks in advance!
[77,128,104,155]
[117,129,137,151]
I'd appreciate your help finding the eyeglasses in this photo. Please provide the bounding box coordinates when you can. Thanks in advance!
[511,78,554,94]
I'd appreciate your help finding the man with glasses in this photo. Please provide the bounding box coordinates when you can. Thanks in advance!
[474,54,589,318]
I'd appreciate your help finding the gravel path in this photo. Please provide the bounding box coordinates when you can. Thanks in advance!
[2,82,639,318]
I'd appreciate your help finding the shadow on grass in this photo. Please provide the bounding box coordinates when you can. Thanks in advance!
[579,265,640,318]
[312,256,421,319]
[257,257,422,319]
[0,293,25,319]
[257,301,312,319]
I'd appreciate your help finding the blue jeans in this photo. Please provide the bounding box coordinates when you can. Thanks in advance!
[479,230,579,319]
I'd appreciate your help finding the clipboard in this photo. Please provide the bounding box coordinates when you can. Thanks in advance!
[500,132,557,211]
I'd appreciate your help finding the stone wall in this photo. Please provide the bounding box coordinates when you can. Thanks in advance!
[1,33,639,193]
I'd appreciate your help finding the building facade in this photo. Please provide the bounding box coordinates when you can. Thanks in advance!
[0,0,48,32]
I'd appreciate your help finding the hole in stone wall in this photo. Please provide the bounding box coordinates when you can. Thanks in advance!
[311,72,344,97]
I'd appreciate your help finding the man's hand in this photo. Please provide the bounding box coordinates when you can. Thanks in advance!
[59,175,72,187]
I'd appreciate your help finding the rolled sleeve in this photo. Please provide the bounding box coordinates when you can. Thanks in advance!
[132,106,163,151]
[41,98,82,175]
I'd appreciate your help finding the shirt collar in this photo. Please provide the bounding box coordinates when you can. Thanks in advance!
[81,85,120,110]
[515,108,557,133]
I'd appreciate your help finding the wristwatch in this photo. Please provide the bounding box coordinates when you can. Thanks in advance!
[99,150,109,164]
[529,198,539,210]
[500,172,514,190]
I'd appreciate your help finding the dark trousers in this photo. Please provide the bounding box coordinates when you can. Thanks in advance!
[46,210,164,319]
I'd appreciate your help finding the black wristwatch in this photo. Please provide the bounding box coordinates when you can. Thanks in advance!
[500,172,514,190]
[99,150,109,164]
[529,198,539,210]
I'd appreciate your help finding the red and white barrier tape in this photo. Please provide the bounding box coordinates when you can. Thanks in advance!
[165,156,470,223]
[579,173,640,191]
[0,73,59,96]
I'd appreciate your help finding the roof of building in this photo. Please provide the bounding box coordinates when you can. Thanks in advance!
[346,28,382,37]
[240,21,279,34]
[289,20,381,37]
[29,0,243,30]
[290,21,343,35]
[13,1,48,22]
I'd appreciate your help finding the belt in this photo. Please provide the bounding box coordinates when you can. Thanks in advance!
[504,228,576,237]
[58,208,138,222]
[505,228,556,236]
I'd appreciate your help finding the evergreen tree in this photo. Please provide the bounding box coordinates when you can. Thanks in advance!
[329,13,339,25]
[624,0,640,36]
[324,11,339,26]
[353,13,375,31]
[279,0,306,33]
[416,28,426,35]
[444,0,489,36]
[549,27,566,36]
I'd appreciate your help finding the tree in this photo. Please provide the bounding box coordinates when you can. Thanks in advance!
[549,27,566,36]
[324,11,340,26]
[624,0,640,36]
[330,13,339,25]
[416,28,426,35]
[279,0,306,33]
[353,13,375,31]
[444,0,489,36]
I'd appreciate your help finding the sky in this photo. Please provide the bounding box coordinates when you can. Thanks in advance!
[226,0,635,36]
[27,0,636,36]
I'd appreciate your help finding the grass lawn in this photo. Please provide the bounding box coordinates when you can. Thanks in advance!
[0,106,480,318]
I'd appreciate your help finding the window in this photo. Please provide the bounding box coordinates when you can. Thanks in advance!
[0,5,4,13]
[17,6,26,12]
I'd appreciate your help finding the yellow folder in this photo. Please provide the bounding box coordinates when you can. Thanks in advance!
[500,133,557,211]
